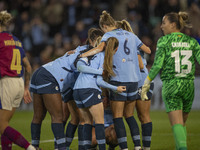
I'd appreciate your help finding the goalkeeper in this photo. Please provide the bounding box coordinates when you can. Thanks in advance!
[141,12,200,150]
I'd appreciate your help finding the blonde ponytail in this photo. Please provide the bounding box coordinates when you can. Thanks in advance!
[178,12,192,30]
[99,10,116,29]
[116,19,134,33]
[103,37,119,81]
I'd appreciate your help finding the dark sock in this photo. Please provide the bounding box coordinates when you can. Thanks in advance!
[3,126,30,149]
[113,118,127,149]
[126,116,141,147]
[142,122,152,148]
[109,143,117,150]
[31,123,41,147]
[54,138,58,150]
[66,122,78,147]
[83,124,92,149]
[78,125,84,150]
[95,124,106,150]
[51,123,66,149]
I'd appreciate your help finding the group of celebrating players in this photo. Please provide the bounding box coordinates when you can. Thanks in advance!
[29,10,153,150]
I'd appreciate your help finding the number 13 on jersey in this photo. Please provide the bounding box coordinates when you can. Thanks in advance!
[171,50,192,75]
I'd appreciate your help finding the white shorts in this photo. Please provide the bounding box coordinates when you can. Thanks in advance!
[0,77,24,110]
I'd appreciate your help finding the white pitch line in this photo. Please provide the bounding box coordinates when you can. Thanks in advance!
[1,134,200,148]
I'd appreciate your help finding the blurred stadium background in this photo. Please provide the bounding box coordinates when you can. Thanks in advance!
[1,0,200,110]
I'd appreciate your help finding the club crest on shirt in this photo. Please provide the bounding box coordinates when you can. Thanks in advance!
[122,58,126,62]
[55,86,59,91]
[98,94,101,99]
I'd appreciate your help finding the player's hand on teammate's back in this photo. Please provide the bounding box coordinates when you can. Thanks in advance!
[117,86,126,93]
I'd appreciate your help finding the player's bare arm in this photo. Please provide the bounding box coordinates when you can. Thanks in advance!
[140,44,151,54]
[80,42,105,57]
[22,57,32,103]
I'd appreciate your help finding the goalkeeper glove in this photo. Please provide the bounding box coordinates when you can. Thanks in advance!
[141,76,151,101]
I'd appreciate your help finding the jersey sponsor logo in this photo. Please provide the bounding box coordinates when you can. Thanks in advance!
[127,58,133,61]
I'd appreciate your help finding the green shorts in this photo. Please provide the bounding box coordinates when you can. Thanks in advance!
[162,79,194,113]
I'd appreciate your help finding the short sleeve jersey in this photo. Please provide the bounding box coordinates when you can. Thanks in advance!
[101,29,141,82]
[149,32,200,81]
[43,45,89,91]
[0,31,25,78]
[73,52,104,91]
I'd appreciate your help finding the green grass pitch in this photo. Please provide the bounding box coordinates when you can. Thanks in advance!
[1,110,200,150]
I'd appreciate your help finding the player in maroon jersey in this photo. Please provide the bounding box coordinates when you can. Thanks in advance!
[0,10,39,150]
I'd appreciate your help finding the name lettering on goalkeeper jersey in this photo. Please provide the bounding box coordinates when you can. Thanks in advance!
[172,42,189,48]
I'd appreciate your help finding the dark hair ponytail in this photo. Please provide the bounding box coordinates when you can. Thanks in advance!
[165,11,192,30]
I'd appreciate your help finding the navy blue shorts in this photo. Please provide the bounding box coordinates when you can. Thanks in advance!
[73,88,102,108]
[136,82,154,100]
[62,87,74,102]
[104,109,114,128]
[30,67,60,94]
[109,81,138,101]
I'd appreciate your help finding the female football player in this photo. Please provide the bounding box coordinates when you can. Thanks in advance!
[30,28,104,150]
[117,19,154,150]
[0,10,37,150]
[80,11,143,150]
[141,12,200,150]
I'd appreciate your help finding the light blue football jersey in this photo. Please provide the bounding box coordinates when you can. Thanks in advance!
[73,52,105,91]
[43,45,89,92]
[101,29,141,82]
